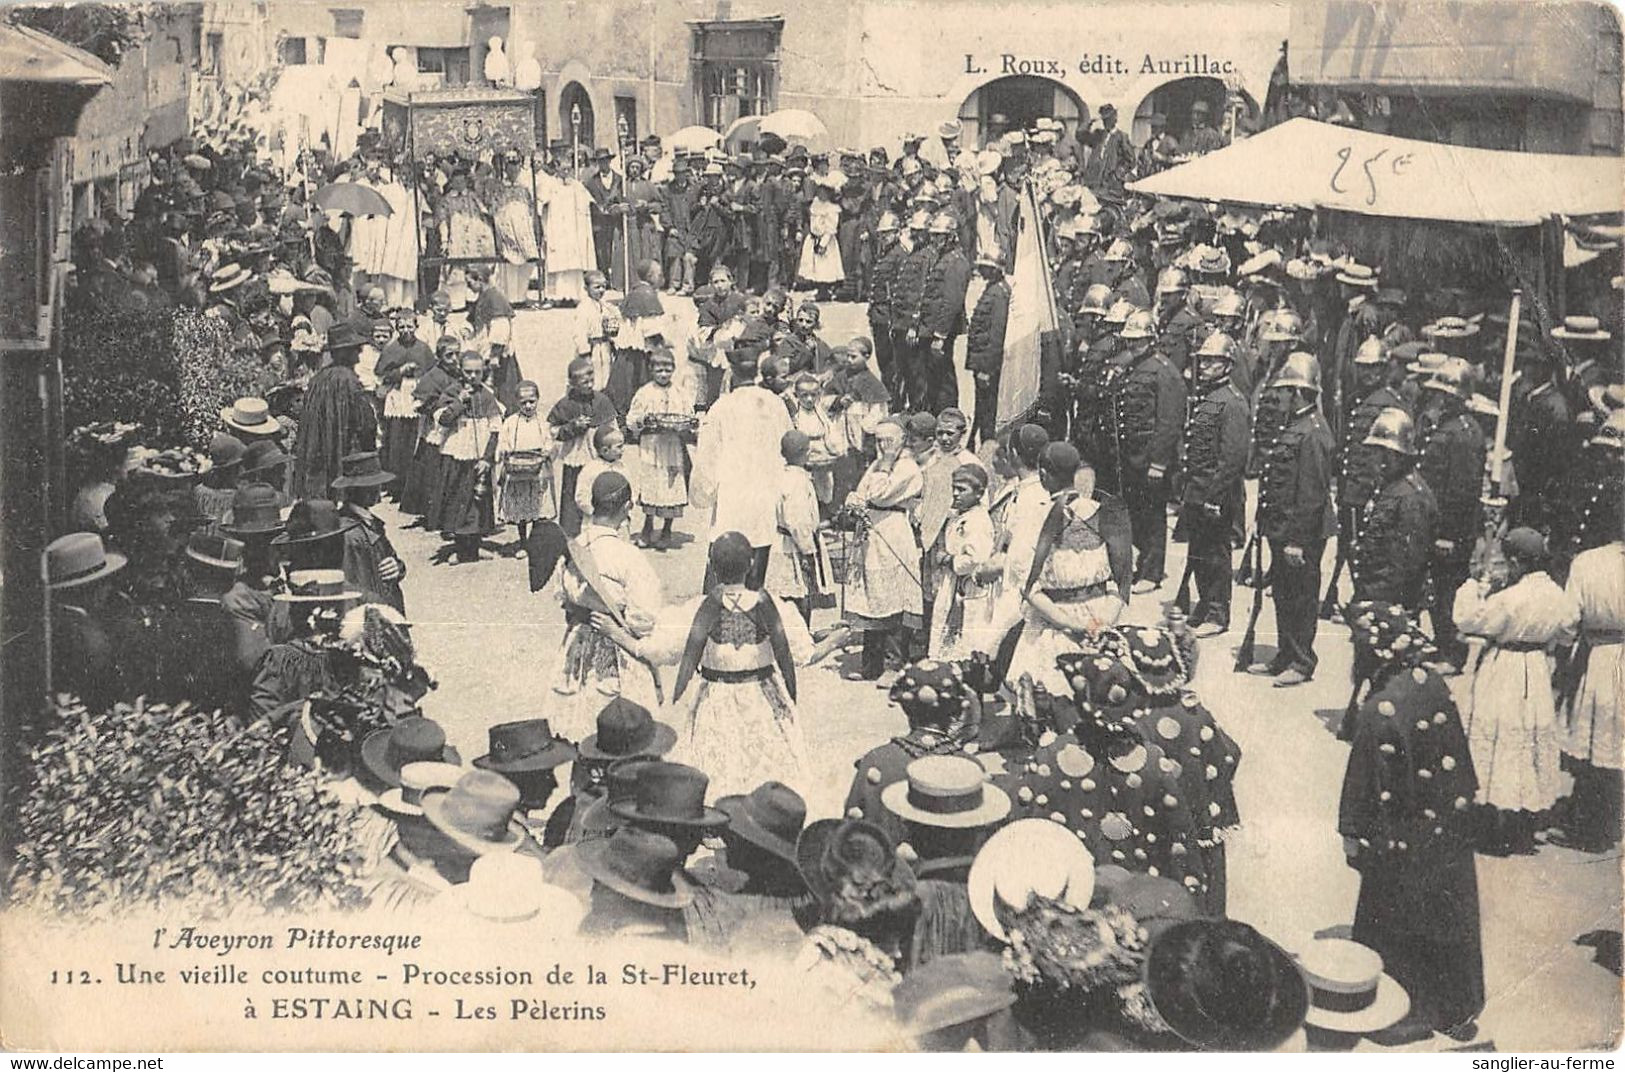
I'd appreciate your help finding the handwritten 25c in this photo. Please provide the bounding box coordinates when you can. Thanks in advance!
[1330,147,1416,207]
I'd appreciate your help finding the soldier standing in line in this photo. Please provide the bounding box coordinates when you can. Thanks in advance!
[965,256,1011,447]
[866,212,903,399]
[1066,287,1119,477]
[1153,266,1206,378]
[891,210,936,412]
[1248,352,1335,687]
[1109,309,1186,596]
[920,212,972,413]
[1180,332,1250,638]
[1416,358,1486,671]
[1327,336,1411,615]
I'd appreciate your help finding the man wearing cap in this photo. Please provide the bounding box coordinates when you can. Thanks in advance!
[293,322,379,499]
[920,212,972,412]
[1416,359,1485,670]
[1250,353,1335,686]
[583,148,623,277]
[966,255,1012,446]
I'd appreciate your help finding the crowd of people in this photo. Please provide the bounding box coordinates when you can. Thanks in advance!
[36,88,1625,1053]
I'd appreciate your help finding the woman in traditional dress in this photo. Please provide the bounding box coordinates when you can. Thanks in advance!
[1559,531,1625,852]
[490,157,539,306]
[1340,604,1484,1039]
[1453,527,1581,853]
[628,532,834,798]
[624,347,692,549]
[928,464,996,661]
[841,417,925,682]
[495,379,556,549]
[798,180,845,300]
[428,351,503,563]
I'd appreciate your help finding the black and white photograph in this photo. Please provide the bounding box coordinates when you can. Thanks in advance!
[0,0,1622,1056]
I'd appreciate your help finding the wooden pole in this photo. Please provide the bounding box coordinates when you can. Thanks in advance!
[1491,288,1521,489]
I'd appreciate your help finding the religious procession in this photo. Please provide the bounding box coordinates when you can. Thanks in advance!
[3,0,1623,1056]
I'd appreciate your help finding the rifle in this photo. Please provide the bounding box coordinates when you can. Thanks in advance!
[1233,523,1267,671]
[1172,531,1198,614]
[1319,533,1348,619]
[1234,529,1259,587]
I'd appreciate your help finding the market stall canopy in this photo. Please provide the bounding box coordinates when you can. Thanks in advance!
[1127,118,1625,226]
[0,23,113,86]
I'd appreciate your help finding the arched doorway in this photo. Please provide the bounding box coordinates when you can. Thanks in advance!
[958,75,1085,150]
[1132,76,1259,144]
[559,81,594,150]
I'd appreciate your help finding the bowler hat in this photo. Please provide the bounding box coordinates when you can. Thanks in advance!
[221,482,287,536]
[329,450,395,490]
[1144,919,1309,1051]
[574,826,694,908]
[360,716,461,788]
[609,761,727,828]
[716,781,807,863]
[420,769,527,856]
[46,532,127,590]
[208,432,247,471]
[474,718,576,773]
[270,499,356,546]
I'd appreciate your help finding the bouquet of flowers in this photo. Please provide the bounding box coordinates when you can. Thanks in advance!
[1000,894,1171,1037]
[9,696,370,918]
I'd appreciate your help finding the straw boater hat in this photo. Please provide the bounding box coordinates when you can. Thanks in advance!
[377,760,464,817]
[881,755,1011,830]
[221,396,281,436]
[1144,919,1310,1051]
[46,532,127,590]
[1298,938,1410,1035]
[1551,314,1612,342]
[272,568,361,603]
[208,263,252,293]
[420,769,527,856]
[184,532,245,572]
[1334,261,1379,288]
[966,818,1096,942]
[1423,315,1480,340]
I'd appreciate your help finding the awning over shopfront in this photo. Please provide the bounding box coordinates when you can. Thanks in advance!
[1127,117,1624,226]
[1288,0,1602,104]
[0,23,112,86]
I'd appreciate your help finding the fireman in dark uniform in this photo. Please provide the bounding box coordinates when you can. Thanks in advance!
[866,211,903,397]
[1508,343,1578,532]
[1067,285,1119,477]
[1109,309,1186,595]
[920,212,972,413]
[1248,352,1335,687]
[1181,331,1250,637]
[1153,266,1207,376]
[891,209,937,411]
[1328,336,1411,613]
[1416,357,1485,670]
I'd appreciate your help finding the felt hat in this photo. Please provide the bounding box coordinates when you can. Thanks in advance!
[377,760,463,816]
[360,716,461,789]
[184,531,246,572]
[329,450,395,490]
[208,432,247,471]
[420,769,527,856]
[270,499,356,546]
[716,781,807,864]
[473,718,576,774]
[608,761,728,828]
[1145,919,1309,1051]
[1298,938,1411,1034]
[324,322,367,352]
[967,818,1096,942]
[221,396,281,435]
[220,482,287,536]
[45,532,127,590]
[881,755,1011,830]
[591,147,612,161]
[446,853,582,924]
[575,826,695,909]
[892,952,1015,1036]
[272,568,361,603]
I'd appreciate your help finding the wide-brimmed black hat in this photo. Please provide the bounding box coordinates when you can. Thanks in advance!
[220,482,287,536]
[609,761,727,829]
[359,716,461,789]
[325,322,366,352]
[329,450,394,490]
[473,718,576,774]
[579,697,677,761]
[1144,919,1309,1051]
[574,826,694,909]
[716,781,806,863]
[270,499,356,546]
